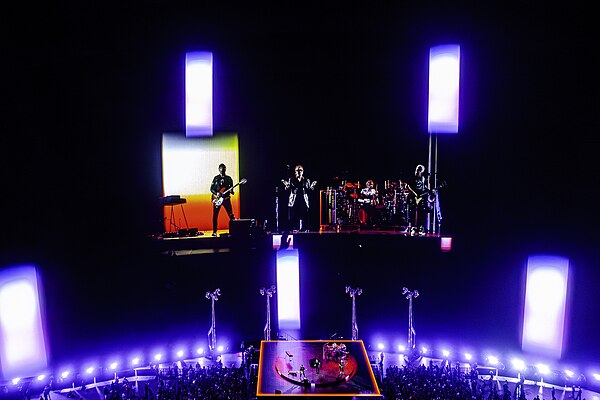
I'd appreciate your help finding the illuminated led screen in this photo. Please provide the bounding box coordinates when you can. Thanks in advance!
[276,250,301,331]
[522,255,569,359]
[162,132,240,232]
[0,265,48,379]
[428,44,460,134]
[186,51,213,137]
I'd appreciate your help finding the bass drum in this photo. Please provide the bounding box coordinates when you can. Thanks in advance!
[358,208,368,225]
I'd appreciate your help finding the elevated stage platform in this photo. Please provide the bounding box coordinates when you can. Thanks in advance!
[150,227,451,256]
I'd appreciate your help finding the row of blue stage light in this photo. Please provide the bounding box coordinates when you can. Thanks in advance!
[3,339,600,393]
[369,340,599,388]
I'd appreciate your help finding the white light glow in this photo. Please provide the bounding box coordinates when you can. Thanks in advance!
[61,371,70,379]
[593,373,600,381]
[488,355,499,366]
[537,363,550,375]
[465,353,472,361]
[0,265,48,378]
[86,367,94,374]
[177,350,184,358]
[217,345,224,353]
[196,347,204,355]
[132,357,140,366]
[421,347,428,354]
[377,343,385,350]
[428,44,460,134]
[110,362,118,370]
[522,255,569,359]
[186,51,213,137]
[276,250,301,330]
[154,353,162,361]
[37,374,45,381]
[564,369,574,378]
[512,358,526,371]
[12,378,20,385]
[398,345,406,352]
[442,349,450,358]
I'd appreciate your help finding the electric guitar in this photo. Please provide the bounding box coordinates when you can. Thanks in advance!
[410,181,446,205]
[212,178,247,207]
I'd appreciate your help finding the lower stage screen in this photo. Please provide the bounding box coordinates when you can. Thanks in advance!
[257,340,380,397]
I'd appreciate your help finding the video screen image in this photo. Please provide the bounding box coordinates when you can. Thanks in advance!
[257,340,380,397]
[162,132,240,232]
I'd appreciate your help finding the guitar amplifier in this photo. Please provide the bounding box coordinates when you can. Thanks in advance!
[229,219,257,236]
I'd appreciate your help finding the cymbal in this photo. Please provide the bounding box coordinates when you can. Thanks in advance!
[349,193,358,198]
[345,182,358,188]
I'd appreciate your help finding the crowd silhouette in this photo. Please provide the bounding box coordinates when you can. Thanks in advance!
[11,354,586,400]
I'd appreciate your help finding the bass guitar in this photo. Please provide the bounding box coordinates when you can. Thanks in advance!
[212,178,247,207]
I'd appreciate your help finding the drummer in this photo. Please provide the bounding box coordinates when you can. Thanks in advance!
[358,180,378,226]
[359,180,377,204]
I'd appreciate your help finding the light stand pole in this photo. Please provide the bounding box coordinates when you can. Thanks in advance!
[260,285,276,341]
[275,187,279,232]
[402,287,419,351]
[205,288,221,353]
[346,286,362,340]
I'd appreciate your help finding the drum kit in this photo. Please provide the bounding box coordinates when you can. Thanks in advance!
[321,180,413,228]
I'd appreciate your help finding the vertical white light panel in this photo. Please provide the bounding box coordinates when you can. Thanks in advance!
[276,250,301,330]
[428,44,460,134]
[186,51,213,137]
[0,265,48,379]
[522,255,569,359]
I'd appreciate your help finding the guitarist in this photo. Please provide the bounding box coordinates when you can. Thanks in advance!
[407,164,430,235]
[210,163,236,236]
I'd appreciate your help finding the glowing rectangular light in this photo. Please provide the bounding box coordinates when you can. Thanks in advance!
[440,236,452,252]
[186,51,213,137]
[276,250,301,330]
[272,234,294,250]
[0,265,48,379]
[428,44,460,134]
[522,255,569,359]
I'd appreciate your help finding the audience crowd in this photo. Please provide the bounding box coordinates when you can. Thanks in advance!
[7,353,587,400]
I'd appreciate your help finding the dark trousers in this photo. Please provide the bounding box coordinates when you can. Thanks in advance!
[409,200,429,230]
[289,201,308,231]
[212,198,235,233]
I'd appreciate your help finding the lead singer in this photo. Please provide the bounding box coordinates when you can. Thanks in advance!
[282,165,317,232]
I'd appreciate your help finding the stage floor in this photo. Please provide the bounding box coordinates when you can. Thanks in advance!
[152,226,447,256]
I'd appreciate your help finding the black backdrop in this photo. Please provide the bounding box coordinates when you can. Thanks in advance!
[2,3,598,368]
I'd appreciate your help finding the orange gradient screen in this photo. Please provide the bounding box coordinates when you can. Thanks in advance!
[162,132,240,232]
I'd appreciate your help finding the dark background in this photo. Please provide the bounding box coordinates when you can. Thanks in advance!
[1,3,598,371]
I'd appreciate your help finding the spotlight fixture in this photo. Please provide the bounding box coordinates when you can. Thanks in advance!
[206,288,222,353]
[346,286,362,340]
[260,285,277,341]
[403,287,420,351]
[564,369,574,378]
